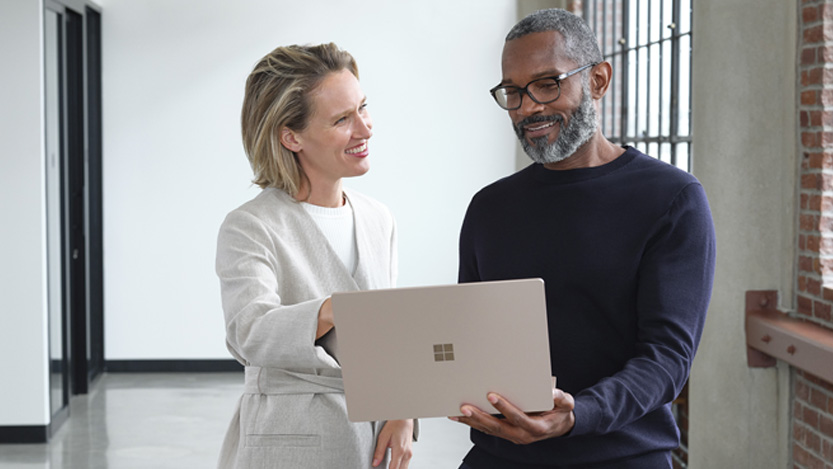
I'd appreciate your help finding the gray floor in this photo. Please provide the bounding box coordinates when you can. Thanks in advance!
[0,373,472,469]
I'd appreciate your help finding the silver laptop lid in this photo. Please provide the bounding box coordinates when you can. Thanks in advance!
[332,278,553,422]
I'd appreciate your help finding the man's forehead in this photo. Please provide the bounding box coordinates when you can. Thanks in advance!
[500,31,574,82]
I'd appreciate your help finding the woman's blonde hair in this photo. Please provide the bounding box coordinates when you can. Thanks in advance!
[241,43,358,194]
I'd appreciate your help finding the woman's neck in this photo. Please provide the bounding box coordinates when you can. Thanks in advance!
[296,180,344,208]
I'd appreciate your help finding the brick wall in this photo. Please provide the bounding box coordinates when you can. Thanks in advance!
[796,0,833,467]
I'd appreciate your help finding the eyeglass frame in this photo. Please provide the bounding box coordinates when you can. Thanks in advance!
[489,62,599,110]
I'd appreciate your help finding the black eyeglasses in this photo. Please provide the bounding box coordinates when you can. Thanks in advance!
[489,63,598,110]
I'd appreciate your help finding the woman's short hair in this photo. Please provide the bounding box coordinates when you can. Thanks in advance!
[241,43,358,194]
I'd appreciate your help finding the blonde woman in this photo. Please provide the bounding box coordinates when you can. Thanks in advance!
[216,43,414,469]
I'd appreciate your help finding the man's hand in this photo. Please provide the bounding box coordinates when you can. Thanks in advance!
[373,419,414,469]
[450,388,575,445]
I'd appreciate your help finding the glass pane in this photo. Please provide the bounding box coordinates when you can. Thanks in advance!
[663,0,674,40]
[649,0,661,43]
[648,43,660,136]
[676,142,691,172]
[680,0,692,34]
[679,33,692,137]
[638,0,649,45]
[628,49,638,138]
[628,0,638,47]
[661,40,672,136]
[660,142,672,165]
[637,46,648,138]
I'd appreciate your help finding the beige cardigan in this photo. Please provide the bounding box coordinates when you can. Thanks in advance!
[215,187,401,468]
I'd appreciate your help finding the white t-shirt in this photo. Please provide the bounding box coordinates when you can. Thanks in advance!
[301,200,358,274]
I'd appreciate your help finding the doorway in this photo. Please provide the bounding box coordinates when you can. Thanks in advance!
[43,0,104,436]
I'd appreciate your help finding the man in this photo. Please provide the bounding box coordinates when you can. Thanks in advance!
[451,9,715,469]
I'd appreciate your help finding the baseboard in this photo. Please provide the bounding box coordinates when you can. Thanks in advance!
[104,359,243,373]
[0,425,48,444]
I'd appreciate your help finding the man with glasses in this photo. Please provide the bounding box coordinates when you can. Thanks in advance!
[450,9,715,469]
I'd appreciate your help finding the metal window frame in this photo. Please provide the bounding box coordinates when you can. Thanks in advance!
[584,0,692,171]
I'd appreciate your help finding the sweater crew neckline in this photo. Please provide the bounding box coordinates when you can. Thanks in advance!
[530,146,637,184]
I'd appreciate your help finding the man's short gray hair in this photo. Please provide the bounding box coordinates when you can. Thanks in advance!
[506,9,603,66]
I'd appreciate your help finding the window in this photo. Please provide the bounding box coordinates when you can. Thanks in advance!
[583,0,693,172]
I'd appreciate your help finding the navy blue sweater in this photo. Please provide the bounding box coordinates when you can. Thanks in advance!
[458,147,716,468]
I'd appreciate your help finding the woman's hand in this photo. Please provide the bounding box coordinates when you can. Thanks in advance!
[316,298,334,339]
[373,419,413,469]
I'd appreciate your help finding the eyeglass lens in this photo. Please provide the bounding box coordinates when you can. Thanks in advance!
[495,77,561,109]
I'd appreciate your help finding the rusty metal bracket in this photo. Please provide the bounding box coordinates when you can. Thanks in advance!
[745,290,833,383]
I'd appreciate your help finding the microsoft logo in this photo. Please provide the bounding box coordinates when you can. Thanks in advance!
[433,343,454,362]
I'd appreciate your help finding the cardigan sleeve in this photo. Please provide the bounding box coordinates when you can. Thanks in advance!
[216,209,339,371]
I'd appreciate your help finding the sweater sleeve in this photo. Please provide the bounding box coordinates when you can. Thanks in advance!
[570,182,716,437]
[458,196,482,284]
[216,209,339,371]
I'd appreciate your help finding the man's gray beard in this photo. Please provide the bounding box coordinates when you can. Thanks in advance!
[516,86,598,165]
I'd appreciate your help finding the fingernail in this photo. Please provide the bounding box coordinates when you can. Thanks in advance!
[488,393,499,404]
[461,407,472,417]
[448,416,459,422]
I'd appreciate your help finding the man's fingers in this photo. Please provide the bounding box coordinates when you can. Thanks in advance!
[486,393,531,427]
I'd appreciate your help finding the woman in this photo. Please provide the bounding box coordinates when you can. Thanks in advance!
[216,43,414,469]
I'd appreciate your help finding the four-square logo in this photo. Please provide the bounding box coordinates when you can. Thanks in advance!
[434,343,454,362]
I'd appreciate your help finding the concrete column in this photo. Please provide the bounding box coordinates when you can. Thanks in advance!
[688,1,797,467]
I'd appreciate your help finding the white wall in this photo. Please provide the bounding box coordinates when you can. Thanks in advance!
[0,1,50,425]
[688,0,797,467]
[98,0,518,360]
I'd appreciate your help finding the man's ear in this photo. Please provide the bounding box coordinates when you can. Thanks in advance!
[279,127,302,152]
[589,61,612,100]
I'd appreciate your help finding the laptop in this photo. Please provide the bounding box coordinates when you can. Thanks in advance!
[331,278,553,422]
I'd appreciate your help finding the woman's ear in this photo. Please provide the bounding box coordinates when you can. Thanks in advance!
[279,127,302,152]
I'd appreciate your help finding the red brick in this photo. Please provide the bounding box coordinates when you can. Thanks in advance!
[809,234,822,251]
[815,300,833,321]
[805,67,824,86]
[823,439,833,464]
[799,294,815,315]
[800,275,809,292]
[821,414,833,438]
[822,175,833,192]
[802,214,819,231]
[804,47,818,65]
[820,45,833,62]
[810,195,823,211]
[824,68,833,85]
[804,131,820,148]
[823,90,833,107]
[800,256,817,274]
[823,131,833,146]
[803,90,820,106]
[811,387,829,409]
[804,371,833,393]
[810,111,824,127]
[809,279,823,295]
[804,5,820,23]
[824,286,833,302]
[806,25,825,43]
[798,379,812,401]
[805,173,822,190]
[803,110,812,127]
[823,237,833,255]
